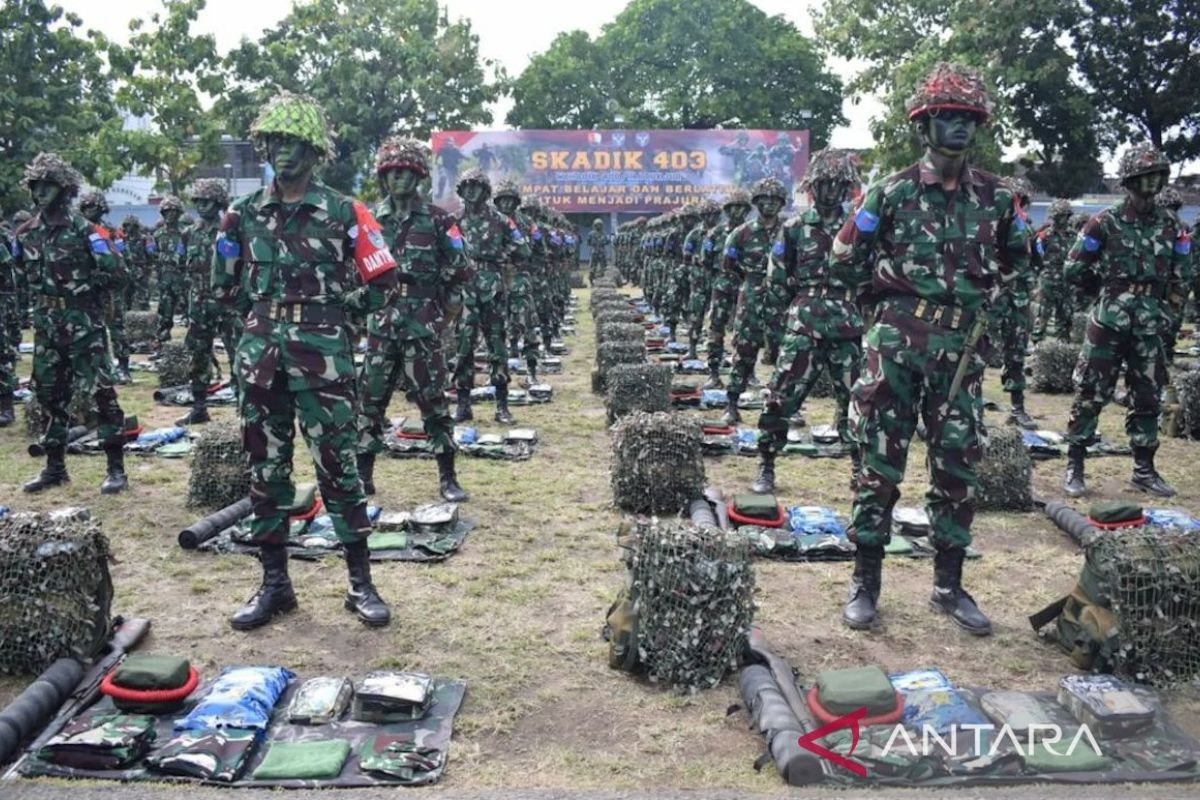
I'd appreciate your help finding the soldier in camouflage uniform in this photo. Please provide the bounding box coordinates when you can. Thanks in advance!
[120,214,153,311]
[752,149,862,494]
[16,153,130,495]
[663,204,697,343]
[1062,144,1191,499]
[586,219,607,286]
[0,230,15,426]
[702,190,752,389]
[832,63,1028,636]
[77,191,132,385]
[721,177,787,424]
[356,136,469,504]
[685,201,722,359]
[1157,187,1191,361]
[212,93,399,630]
[1031,198,1076,343]
[452,169,531,424]
[10,210,33,335]
[494,180,544,383]
[994,177,1036,428]
[153,195,189,346]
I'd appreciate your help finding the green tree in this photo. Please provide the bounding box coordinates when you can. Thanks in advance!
[0,1,118,214]
[507,0,845,146]
[221,0,504,192]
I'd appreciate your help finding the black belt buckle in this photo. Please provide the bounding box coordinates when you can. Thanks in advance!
[269,301,298,323]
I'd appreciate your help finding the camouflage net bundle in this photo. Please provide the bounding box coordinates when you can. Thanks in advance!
[1085,527,1200,686]
[621,519,755,693]
[592,298,634,317]
[610,411,705,514]
[23,388,98,439]
[594,307,637,328]
[186,419,250,509]
[975,425,1033,511]
[1169,368,1200,439]
[124,310,158,345]
[589,288,623,310]
[606,363,672,424]
[569,272,587,289]
[155,341,192,388]
[1030,341,1079,394]
[598,322,646,346]
[0,508,112,674]
[593,341,646,394]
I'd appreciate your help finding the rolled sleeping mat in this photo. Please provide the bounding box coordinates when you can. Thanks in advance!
[0,657,85,765]
[688,497,718,528]
[178,497,253,549]
[704,486,730,529]
[152,384,189,402]
[1042,500,1100,546]
[739,665,825,785]
[28,425,91,457]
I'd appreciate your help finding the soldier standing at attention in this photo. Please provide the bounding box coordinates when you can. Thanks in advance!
[212,93,400,630]
[586,218,608,286]
[1031,199,1076,343]
[493,180,544,385]
[0,226,15,427]
[995,177,1036,428]
[701,190,752,390]
[832,63,1028,636]
[16,153,129,495]
[153,195,189,347]
[684,200,722,360]
[1061,145,1190,499]
[77,191,132,385]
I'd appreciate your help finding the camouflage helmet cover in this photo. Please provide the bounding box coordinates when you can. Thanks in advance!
[906,62,993,123]
[375,135,430,178]
[189,178,230,207]
[77,190,109,215]
[250,91,334,158]
[456,167,491,197]
[592,218,604,228]
[22,152,83,200]
[121,213,141,229]
[493,178,521,202]
[1118,144,1170,183]
[802,148,859,189]
[698,199,721,216]
[1006,176,1033,201]
[159,195,185,214]
[723,188,752,209]
[751,177,787,202]
[1158,187,1184,210]
[1048,198,1073,219]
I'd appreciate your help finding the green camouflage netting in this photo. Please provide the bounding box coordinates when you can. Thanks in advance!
[0,508,112,674]
[589,289,623,309]
[610,412,706,514]
[592,296,633,314]
[598,323,645,346]
[594,341,646,394]
[124,311,158,345]
[156,342,191,388]
[1172,369,1200,439]
[975,425,1033,511]
[606,364,672,424]
[187,419,250,509]
[1030,341,1078,394]
[620,519,754,693]
[594,308,637,328]
[24,388,98,439]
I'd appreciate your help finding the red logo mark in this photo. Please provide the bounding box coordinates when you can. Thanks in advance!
[796,706,868,777]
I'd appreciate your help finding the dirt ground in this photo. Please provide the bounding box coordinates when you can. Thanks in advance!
[2,287,1199,794]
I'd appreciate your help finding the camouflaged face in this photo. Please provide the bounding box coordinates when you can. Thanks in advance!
[375,135,430,177]
[493,179,521,201]
[802,148,858,189]
[1049,198,1073,219]
[906,61,993,122]
[159,195,184,214]
[250,91,334,158]
[1118,143,1170,183]
[22,152,83,199]
[78,190,109,215]
[723,188,752,209]
[456,168,491,197]
[1158,187,1184,210]
[189,178,229,207]
[750,177,787,202]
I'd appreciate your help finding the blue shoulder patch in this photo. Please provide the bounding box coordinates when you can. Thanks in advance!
[145,240,157,254]
[510,227,524,243]
[1177,238,1192,255]
[1014,216,1026,232]
[684,240,695,253]
[725,246,740,259]
[88,233,111,255]
[1082,235,1101,253]
[702,239,714,253]
[1035,239,1044,256]
[854,207,879,233]
[174,241,186,255]
[115,238,127,255]
[771,240,785,257]
[10,241,20,259]
[215,235,240,259]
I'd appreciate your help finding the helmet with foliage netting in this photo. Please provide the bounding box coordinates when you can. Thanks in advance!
[189,178,230,207]
[493,179,521,202]
[1118,144,1170,184]
[159,195,184,214]
[1158,187,1184,210]
[1006,177,1033,202]
[122,214,142,230]
[906,62,993,123]
[723,188,752,209]
[1049,198,1073,219]
[375,135,429,178]
[78,190,109,215]
[22,152,83,201]
[802,148,859,189]
[250,91,334,159]
[456,168,491,197]
[750,177,787,203]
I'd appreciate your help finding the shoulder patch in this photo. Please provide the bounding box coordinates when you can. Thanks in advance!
[87,231,111,255]
[854,207,879,233]
[1082,235,1102,252]
[771,240,785,257]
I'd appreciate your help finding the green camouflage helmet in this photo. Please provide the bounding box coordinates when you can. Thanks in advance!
[1158,187,1184,210]
[751,177,787,203]
[456,168,491,197]
[159,195,184,214]
[906,62,993,123]
[493,179,521,202]
[22,152,84,200]
[592,218,604,228]
[723,188,752,209]
[1048,198,1073,219]
[1070,212,1089,229]
[122,214,141,230]
[189,178,230,207]
[802,148,858,189]
[1118,144,1169,184]
[78,190,109,215]
[250,91,334,159]
[1006,177,1034,202]
[375,135,429,178]
[698,199,721,216]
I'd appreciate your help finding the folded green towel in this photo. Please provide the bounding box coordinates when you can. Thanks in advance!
[1022,742,1111,773]
[368,531,409,551]
[252,739,351,780]
[113,654,190,690]
[1088,500,1142,524]
[816,665,897,717]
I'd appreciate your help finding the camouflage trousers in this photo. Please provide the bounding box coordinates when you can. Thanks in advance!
[849,332,985,550]
[688,268,714,345]
[534,273,558,341]
[1032,279,1071,342]
[993,290,1031,393]
[2,292,20,365]
[727,280,772,396]
[241,371,370,545]
[507,272,541,364]
[663,263,690,329]
[104,294,129,362]
[186,299,241,397]
[706,277,739,374]
[0,294,15,397]
[454,288,509,390]
[587,252,607,284]
[156,278,187,342]
[1066,317,1164,448]
[357,333,454,456]
[32,314,124,449]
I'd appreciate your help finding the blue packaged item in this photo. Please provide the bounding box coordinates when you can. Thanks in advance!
[1144,508,1200,530]
[1020,430,1047,447]
[680,359,706,371]
[890,668,988,736]
[788,506,846,536]
[507,357,521,370]
[367,505,382,523]
[177,667,294,731]
[701,389,729,407]
[657,325,670,336]
[665,341,689,354]
[456,427,478,445]
[734,428,758,447]
[136,426,187,445]
[0,506,8,518]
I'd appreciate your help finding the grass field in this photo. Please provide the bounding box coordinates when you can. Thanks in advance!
[2,288,1199,792]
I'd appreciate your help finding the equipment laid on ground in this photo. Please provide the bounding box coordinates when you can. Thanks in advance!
[1030,341,1079,394]
[976,425,1034,511]
[186,419,249,509]
[610,411,705,514]
[605,363,672,424]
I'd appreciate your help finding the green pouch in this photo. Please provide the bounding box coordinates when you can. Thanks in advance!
[368,531,409,551]
[1022,741,1111,773]
[733,493,780,519]
[399,418,426,435]
[155,441,192,458]
[358,733,443,781]
[113,654,191,691]
[1088,500,1142,524]
[816,665,897,717]
[252,739,351,780]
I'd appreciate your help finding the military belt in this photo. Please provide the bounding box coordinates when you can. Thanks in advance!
[251,300,346,325]
[795,285,855,304]
[396,283,439,300]
[1103,282,1162,299]
[887,295,974,331]
[38,294,97,311]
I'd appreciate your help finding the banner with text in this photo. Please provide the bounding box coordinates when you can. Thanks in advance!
[429,129,810,213]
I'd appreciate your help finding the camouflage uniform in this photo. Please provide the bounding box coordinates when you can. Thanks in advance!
[16,153,129,495]
[663,207,696,342]
[993,177,1036,427]
[0,234,15,425]
[702,190,752,389]
[153,195,189,343]
[586,220,607,285]
[9,210,33,336]
[1157,187,1190,361]
[1031,199,1075,342]
[494,181,543,377]
[78,191,131,385]
[1062,145,1191,499]
[685,202,721,358]
[120,215,153,311]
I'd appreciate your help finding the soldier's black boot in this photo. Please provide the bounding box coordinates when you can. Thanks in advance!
[686,334,699,361]
[701,364,724,390]
[436,451,469,502]
[1007,390,1035,429]
[930,547,992,636]
[1131,445,1176,497]
[494,383,516,424]
[176,398,210,426]
[721,392,741,425]
[454,388,473,422]
[0,393,14,428]
[1063,444,1087,498]
[667,323,677,344]
[230,545,297,630]
[751,450,776,494]
[842,545,883,630]
[526,360,539,386]
[24,445,69,493]
[116,356,132,385]
[343,540,391,628]
[100,444,128,495]
[357,452,376,496]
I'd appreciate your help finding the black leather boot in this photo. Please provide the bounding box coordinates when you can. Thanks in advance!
[24,445,69,493]
[0,393,14,428]
[842,545,884,630]
[667,323,677,343]
[1007,390,1035,429]
[722,392,741,425]
[930,547,992,636]
[116,357,132,385]
[494,383,516,424]
[701,364,724,390]
[436,450,469,502]
[100,444,128,494]
[357,451,376,496]
[343,540,390,627]
[454,388,473,422]
[230,545,297,630]
[526,361,539,386]
[176,398,210,426]
[751,450,776,494]
[1131,444,1176,497]
[1063,444,1087,498]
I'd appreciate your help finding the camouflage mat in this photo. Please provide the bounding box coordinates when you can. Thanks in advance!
[1020,430,1133,460]
[18,675,467,787]
[442,384,553,406]
[153,386,237,407]
[702,425,850,459]
[732,525,979,562]
[384,425,538,462]
[672,389,765,411]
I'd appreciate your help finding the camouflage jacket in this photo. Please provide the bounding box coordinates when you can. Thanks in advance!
[211,180,398,390]
[153,222,190,290]
[0,228,13,294]
[767,207,861,339]
[1064,198,1192,334]
[185,216,219,302]
[683,223,706,268]
[723,217,783,281]
[586,229,606,251]
[369,195,467,340]
[458,203,530,302]
[510,210,546,277]
[1035,221,1074,288]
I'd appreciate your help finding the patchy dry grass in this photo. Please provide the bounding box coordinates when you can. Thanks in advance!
[1,294,1199,793]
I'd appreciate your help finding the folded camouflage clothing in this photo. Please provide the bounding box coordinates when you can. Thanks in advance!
[352,672,434,723]
[252,738,351,780]
[287,676,353,725]
[146,727,261,782]
[38,709,156,770]
[358,732,445,781]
